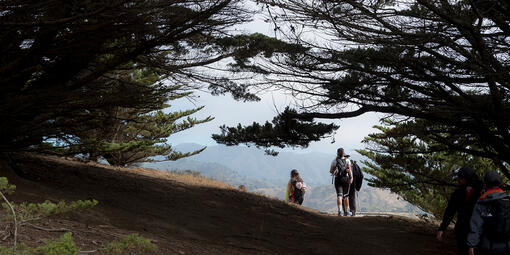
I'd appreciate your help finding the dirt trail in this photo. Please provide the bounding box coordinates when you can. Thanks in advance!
[0,153,456,254]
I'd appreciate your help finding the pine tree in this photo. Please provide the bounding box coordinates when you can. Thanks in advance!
[38,65,212,166]
[212,0,510,177]
[358,119,500,217]
[0,0,253,153]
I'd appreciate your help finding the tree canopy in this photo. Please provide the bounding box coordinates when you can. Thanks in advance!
[212,107,338,155]
[212,0,510,177]
[61,67,213,166]
[0,0,257,154]
[358,119,500,217]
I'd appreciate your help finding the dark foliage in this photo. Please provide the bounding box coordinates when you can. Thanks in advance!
[0,0,252,153]
[358,119,503,217]
[218,0,510,177]
[212,107,338,155]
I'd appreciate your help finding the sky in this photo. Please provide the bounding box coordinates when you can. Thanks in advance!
[167,4,383,156]
[168,90,382,156]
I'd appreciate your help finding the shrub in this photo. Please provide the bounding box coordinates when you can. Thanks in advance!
[0,233,77,255]
[104,234,158,255]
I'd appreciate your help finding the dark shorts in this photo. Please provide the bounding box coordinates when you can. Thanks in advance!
[292,195,303,205]
[334,176,350,199]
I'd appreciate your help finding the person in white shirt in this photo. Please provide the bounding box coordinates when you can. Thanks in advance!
[330,148,354,216]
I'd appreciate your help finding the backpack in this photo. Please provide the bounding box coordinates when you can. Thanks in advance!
[334,158,349,178]
[482,195,510,249]
[292,181,304,200]
[351,160,364,191]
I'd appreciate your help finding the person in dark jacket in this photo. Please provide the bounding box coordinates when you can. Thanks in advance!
[468,170,509,255]
[348,179,357,216]
[437,166,482,255]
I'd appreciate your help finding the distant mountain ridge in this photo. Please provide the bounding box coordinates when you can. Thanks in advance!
[253,185,419,213]
[143,159,278,190]
[172,143,346,185]
[144,143,421,213]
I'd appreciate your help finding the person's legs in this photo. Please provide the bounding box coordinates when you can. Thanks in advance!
[455,231,468,255]
[348,184,356,215]
[343,197,349,216]
[342,181,351,216]
[334,178,344,215]
[297,196,303,205]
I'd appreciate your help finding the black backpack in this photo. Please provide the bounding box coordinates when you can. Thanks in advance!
[292,181,304,200]
[334,158,349,178]
[483,195,510,242]
[351,160,364,191]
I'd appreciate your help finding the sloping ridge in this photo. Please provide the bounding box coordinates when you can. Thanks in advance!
[0,153,456,255]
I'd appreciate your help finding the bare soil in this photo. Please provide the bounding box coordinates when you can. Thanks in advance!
[0,153,457,255]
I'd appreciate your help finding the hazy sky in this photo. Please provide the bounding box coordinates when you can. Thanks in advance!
[167,5,382,156]
[168,90,382,156]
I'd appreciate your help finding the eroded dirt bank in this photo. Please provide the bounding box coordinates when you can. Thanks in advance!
[0,153,456,254]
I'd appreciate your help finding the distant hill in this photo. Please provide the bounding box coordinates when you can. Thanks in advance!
[145,143,420,214]
[171,143,346,185]
[305,185,416,213]
[253,185,420,213]
[143,159,278,190]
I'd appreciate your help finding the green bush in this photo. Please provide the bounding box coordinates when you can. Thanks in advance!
[104,234,158,255]
[32,232,78,255]
[0,177,157,254]
[0,233,77,255]
[0,177,16,195]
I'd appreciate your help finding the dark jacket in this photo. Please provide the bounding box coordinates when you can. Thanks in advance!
[467,190,509,253]
[439,183,481,233]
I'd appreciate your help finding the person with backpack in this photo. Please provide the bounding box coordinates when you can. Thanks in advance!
[437,166,482,255]
[330,148,353,216]
[348,159,364,216]
[468,170,509,255]
[286,169,306,205]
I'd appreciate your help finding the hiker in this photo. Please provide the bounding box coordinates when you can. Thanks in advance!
[348,159,364,216]
[330,148,353,216]
[286,169,306,205]
[468,170,509,255]
[437,166,482,255]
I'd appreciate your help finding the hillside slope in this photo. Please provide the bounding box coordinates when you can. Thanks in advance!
[0,153,455,255]
[254,184,418,214]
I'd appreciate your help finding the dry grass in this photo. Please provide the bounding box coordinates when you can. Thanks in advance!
[31,154,315,211]
[138,168,235,189]
[45,155,235,190]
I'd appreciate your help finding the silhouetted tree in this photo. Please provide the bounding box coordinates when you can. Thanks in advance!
[358,119,500,217]
[35,64,213,166]
[212,107,338,155]
[0,0,254,153]
[213,0,510,177]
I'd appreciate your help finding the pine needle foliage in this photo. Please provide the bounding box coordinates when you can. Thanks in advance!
[358,119,501,217]
[212,107,338,155]
[0,0,254,154]
[0,233,78,255]
[104,234,158,255]
[1,178,98,224]
[0,177,157,254]
[215,0,510,178]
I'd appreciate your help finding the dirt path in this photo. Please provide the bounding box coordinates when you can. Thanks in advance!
[0,153,456,254]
